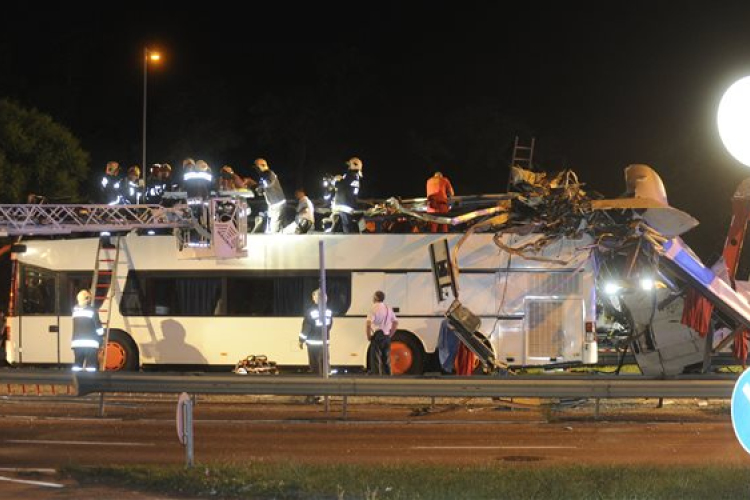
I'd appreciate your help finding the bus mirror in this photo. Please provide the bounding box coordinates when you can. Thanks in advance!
[11,244,27,254]
[429,239,458,302]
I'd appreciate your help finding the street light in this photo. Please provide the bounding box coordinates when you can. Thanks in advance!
[719,75,750,167]
[143,48,162,185]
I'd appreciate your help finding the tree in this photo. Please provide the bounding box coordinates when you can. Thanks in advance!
[0,99,89,203]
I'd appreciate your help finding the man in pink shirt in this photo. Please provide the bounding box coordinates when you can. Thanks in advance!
[366,290,398,375]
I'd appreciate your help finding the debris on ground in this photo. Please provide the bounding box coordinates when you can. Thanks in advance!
[233,355,279,375]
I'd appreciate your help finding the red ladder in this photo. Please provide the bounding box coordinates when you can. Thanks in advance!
[90,236,125,372]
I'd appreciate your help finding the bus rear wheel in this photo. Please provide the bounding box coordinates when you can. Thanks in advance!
[101,330,139,371]
[390,332,424,375]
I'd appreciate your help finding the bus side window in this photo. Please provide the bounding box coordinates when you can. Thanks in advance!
[21,268,56,315]
[62,273,93,315]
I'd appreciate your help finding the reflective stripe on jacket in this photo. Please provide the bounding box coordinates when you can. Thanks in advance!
[72,305,103,348]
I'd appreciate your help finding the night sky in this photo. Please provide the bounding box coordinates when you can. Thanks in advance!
[3,2,750,259]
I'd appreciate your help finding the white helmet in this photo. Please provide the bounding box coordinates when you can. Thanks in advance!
[77,289,92,305]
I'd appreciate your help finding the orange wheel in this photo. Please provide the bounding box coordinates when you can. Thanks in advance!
[104,341,127,371]
[390,341,413,375]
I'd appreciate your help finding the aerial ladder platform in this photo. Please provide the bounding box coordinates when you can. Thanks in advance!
[0,199,248,259]
[0,198,249,374]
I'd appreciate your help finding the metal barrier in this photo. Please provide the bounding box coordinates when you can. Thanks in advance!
[69,372,738,399]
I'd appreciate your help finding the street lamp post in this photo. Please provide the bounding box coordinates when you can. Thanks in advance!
[143,48,161,185]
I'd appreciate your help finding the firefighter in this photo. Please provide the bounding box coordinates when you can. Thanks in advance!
[179,158,196,194]
[71,289,104,372]
[122,166,144,204]
[161,163,178,192]
[426,171,454,232]
[184,159,214,201]
[100,161,123,205]
[299,288,333,402]
[253,158,287,233]
[331,157,363,233]
[182,160,214,245]
[144,164,164,204]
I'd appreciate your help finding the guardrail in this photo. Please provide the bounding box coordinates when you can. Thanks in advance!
[66,372,738,399]
[0,370,739,400]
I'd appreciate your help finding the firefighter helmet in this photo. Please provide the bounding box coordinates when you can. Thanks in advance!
[105,161,120,176]
[76,289,92,305]
[347,157,363,170]
[196,160,210,171]
[128,166,141,177]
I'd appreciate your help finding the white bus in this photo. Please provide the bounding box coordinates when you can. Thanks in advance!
[3,231,597,374]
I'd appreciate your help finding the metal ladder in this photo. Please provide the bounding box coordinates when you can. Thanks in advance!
[507,135,536,190]
[91,235,126,372]
[510,135,536,169]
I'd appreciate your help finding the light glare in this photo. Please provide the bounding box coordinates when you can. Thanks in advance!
[718,76,750,167]
[639,278,654,291]
[604,282,621,295]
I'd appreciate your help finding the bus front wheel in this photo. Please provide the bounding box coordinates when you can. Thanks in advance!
[390,331,424,375]
[101,330,139,372]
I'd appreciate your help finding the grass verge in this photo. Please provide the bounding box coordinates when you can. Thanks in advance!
[63,462,750,499]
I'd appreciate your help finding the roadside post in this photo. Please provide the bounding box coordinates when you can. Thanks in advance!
[319,240,330,413]
[176,392,195,467]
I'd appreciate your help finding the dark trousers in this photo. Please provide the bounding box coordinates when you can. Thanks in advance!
[334,212,358,233]
[73,347,99,371]
[307,344,325,375]
[368,330,391,375]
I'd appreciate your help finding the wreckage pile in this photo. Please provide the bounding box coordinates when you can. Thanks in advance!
[233,355,279,375]
[388,164,695,270]
[389,163,750,370]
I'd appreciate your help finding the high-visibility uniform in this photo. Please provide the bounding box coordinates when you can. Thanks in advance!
[183,170,213,202]
[144,175,165,204]
[122,178,143,204]
[426,174,454,232]
[299,306,333,375]
[71,305,104,372]
[100,173,123,205]
[332,169,361,233]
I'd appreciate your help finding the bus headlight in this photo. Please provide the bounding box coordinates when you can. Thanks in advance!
[639,277,654,291]
[603,282,622,295]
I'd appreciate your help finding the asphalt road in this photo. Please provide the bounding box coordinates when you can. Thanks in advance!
[0,394,748,498]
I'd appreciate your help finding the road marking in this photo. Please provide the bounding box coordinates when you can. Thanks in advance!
[6,439,155,447]
[0,467,56,474]
[411,445,578,450]
[0,475,64,488]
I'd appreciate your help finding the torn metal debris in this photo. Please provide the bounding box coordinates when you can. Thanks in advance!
[415,163,750,377]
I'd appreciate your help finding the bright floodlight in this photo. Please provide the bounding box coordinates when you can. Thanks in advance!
[718,76,750,167]
[604,282,621,296]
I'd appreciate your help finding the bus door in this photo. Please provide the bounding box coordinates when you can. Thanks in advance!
[18,266,61,364]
